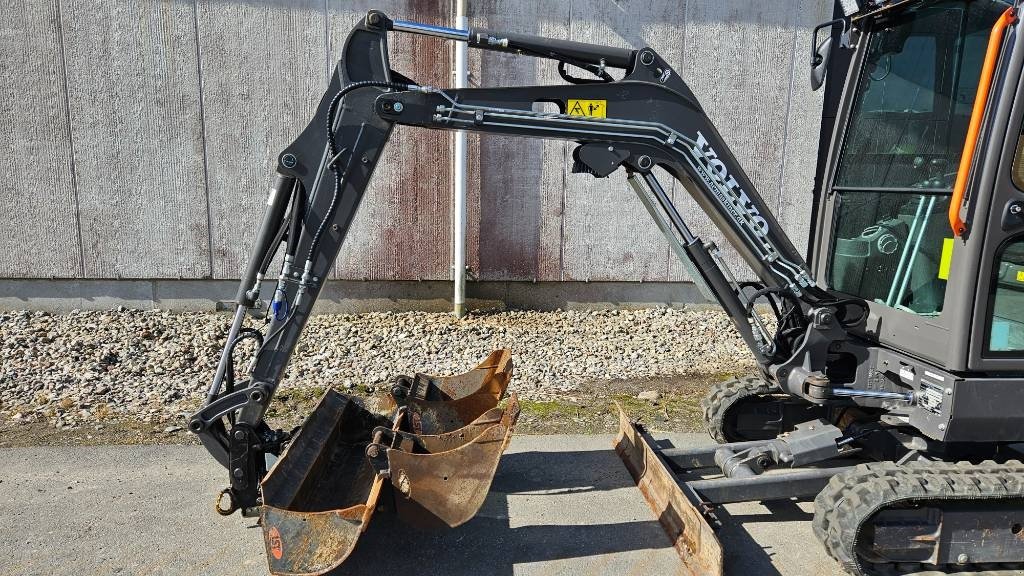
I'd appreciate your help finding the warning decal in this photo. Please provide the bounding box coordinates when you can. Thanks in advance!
[567,99,607,118]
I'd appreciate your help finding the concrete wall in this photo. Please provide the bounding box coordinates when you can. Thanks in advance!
[2,0,831,288]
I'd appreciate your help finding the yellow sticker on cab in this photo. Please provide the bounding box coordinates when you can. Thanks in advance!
[567,99,606,118]
[1017,270,1024,283]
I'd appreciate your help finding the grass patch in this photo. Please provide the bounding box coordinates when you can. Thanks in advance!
[518,399,573,418]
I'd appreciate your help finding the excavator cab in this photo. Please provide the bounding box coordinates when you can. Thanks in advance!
[818,0,1021,367]
[190,1,1024,574]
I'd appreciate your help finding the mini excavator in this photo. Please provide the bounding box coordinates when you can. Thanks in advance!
[190,1,1024,574]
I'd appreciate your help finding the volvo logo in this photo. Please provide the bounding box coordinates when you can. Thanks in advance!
[691,131,770,236]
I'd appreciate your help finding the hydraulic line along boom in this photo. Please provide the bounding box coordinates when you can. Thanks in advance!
[190,7,866,556]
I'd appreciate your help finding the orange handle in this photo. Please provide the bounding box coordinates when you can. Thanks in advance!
[950,7,1016,237]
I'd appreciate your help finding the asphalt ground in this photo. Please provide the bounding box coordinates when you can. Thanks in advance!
[0,434,841,576]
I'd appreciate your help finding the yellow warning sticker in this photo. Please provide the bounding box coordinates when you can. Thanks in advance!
[1017,270,1024,283]
[567,99,607,118]
[938,238,954,280]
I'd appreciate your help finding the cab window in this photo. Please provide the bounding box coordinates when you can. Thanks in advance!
[828,1,1006,315]
[986,238,1024,354]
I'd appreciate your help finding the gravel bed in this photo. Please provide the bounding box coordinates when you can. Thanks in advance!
[0,308,755,429]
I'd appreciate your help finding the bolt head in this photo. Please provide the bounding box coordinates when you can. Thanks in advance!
[938,423,947,431]
[233,429,245,440]
[232,468,244,478]
[957,553,969,564]
[281,153,297,168]
[1011,203,1023,215]
[392,101,404,112]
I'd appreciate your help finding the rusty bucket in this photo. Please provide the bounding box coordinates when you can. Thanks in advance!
[258,350,518,576]
[390,348,514,433]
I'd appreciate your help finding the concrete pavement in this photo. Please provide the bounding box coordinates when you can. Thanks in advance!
[0,434,840,575]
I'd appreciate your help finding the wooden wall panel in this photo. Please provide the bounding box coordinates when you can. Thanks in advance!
[668,0,804,283]
[1,0,833,286]
[777,0,833,261]
[560,0,686,282]
[329,0,453,281]
[467,2,570,282]
[61,0,210,279]
[0,0,81,278]
[198,0,326,279]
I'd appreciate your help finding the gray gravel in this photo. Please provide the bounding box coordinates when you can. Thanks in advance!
[0,308,755,428]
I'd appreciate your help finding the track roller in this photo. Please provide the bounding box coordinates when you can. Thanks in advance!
[813,460,1024,575]
[701,376,816,443]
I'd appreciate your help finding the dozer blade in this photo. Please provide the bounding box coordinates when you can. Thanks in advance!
[613,402,724,576]
[258,351,518,576]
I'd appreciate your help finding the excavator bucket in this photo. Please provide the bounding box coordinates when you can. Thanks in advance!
[258,351,518,576]
[390,348,513,433]
[369,397,520,528]
[613,402,724,576]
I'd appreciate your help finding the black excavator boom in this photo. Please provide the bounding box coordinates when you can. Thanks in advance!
[190,2,1024,574]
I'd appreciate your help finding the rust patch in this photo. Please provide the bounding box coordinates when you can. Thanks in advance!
[261,507,364,576]
[255,351,517,575]
[397,350,513,435]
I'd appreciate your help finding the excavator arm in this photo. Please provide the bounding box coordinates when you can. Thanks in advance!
[188,11,868,575]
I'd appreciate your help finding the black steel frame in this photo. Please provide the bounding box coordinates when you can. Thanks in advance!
[190,10,873,510]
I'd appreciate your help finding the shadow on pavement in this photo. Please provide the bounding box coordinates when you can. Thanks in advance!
[326,449,671,575]
[320,446,797,575]
[338,516,670,575]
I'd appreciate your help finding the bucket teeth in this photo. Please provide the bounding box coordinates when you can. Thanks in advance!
[258,350,517,576]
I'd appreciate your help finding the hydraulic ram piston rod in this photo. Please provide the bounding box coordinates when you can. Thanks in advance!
[390,18,634,68]
[392,19,470,41]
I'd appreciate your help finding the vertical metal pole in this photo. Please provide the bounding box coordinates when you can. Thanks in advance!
[452,0,469,317]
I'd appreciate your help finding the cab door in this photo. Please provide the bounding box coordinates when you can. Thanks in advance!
[965,18,1024,370]
[813,0,1011,371]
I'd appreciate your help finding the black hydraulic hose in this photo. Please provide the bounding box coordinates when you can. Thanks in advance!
[305,80,414,262]
[223,328,265,395]
[221,327,263,425]
[284,180,305,259]
[305,140,355,264]
[256,212,289,276]
[252,81,416,369]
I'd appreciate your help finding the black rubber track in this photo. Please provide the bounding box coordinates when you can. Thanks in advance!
[700,375,775,443]
[813,460,1024,576]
